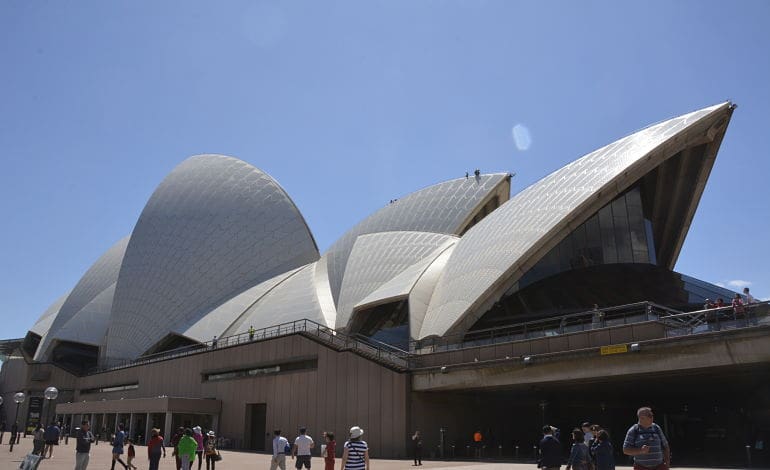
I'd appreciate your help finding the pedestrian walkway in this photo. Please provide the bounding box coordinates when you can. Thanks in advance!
[0,436,756,470]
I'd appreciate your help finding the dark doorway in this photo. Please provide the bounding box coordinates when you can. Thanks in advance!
[245,404,267,451]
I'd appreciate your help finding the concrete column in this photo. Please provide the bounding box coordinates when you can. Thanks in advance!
[164,412,173,438]
[115,413,120,434]
[128,413,135,440]
[212,414,219,434]
[145,413,152,446]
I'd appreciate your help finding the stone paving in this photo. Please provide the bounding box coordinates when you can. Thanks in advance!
[0,436,758,470]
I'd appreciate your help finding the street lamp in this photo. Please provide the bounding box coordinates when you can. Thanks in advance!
[44,387,59,428]
[9,392,25,452]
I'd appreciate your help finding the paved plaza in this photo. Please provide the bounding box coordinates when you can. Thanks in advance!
[0,436,759,470]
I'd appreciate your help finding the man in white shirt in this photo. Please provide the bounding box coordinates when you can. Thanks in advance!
[271,430,290,470]
[292,427,315,469]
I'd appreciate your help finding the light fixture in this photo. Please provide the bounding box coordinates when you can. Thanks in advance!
[630,343,641,352]
[523,356,533,365]
[440,366,448,374]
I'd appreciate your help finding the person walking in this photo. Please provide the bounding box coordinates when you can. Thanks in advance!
[44,421,60,458]
[193,426,205,470]
[271,429,290,470]
[204,430,219,470]
[33,424,46,456]
[74,420,94,470]
[292,427,315,470]
[171,426,185,470]
[565,429,591,470]
[147,428,166,470]
[538,425,561,470]
[341,426,369,470]
[111,423,129,470]
[411,430,423,466]
[622,407,670,470]
[591,430,615,470]
[126,438,138,469]
[178,428,198,470]
[324,432,336,470]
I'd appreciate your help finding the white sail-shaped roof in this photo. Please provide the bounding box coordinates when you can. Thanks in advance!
[35,236,129,360]
[236,263,327,330]
[105,155,320,361]
[47,284,116,347]
[29,292,71,337]
[337,231,457,329]
[420,102,734,339]
[324,174,510,307]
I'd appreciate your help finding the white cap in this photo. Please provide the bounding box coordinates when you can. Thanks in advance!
[349,426,364,438]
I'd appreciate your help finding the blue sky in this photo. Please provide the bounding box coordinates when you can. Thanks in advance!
[1,0,768,340]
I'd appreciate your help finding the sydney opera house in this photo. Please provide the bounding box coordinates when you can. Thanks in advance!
[2,102,769,465]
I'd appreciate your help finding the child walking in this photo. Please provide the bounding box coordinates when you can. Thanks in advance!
[126,438,138,470]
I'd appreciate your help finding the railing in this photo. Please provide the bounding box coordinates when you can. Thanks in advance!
[661,300,770,337]
[85,301,769,376]
[410,301,681,354]
[88,319,411,375]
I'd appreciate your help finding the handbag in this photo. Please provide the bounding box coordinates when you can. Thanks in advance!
[214,451,223,462]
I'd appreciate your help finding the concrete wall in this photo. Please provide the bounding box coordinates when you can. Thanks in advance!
[38,334,410,457]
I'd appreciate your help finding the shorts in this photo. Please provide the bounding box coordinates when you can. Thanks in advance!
[45,439,58,445]
[295,455,311,469]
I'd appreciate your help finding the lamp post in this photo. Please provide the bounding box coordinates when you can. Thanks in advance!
[43,387,59,429]
[9,392,25,452]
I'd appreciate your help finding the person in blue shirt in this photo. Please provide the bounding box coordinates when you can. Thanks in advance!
[623,407,670,470]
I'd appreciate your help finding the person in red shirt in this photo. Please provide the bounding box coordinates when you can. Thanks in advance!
[324,432,336,470]
[147,428,166,470]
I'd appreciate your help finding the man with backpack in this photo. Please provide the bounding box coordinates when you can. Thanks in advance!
[271,429,290,470]
[623,407,670,470]
[538,425,562,470]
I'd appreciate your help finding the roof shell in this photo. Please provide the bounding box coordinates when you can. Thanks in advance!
[421,102,734,339]
[324,174,510,307]
[104,154,320,361]
[336,231,457,329]
[34,236,129,360]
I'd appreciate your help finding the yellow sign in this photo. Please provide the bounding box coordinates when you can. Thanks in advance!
[600,344,629,355]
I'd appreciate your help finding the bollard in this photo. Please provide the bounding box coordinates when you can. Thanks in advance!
[533,445,538,459]
[515,445,519,459]
[746,445,752,468]
[466,445,470,457]
[498,444,502,458]
[451,445,455,458]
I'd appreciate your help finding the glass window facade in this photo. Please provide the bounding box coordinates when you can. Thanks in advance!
[519,185,654,289]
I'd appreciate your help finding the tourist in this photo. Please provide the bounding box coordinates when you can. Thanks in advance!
[126,437,138,469]
[33,424,45,456]
[411,430,423,466]
[178,428,198,470]
[324,432,336,470]
[732,293,745,321]
[622,407,670,470]
[292,427,315,469]
[111,423,129,470]
[565,429,591,470]
[580,422,593,446]
[341,426,369,470]
[193,426,205,470]
[271,429,290,470]
[205,430,219,470]
[147,428,166,470]
[74,420,94,470]
[44,421,60,458]
[171,426,185,470]
[538,425,561,470]
[744,287,756,304]
[591,430,615,470]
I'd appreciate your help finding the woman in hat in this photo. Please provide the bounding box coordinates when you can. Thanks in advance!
[193,426,205,470]
[147,428,166,470]
[340,426,369,470]
[204,430,219,470]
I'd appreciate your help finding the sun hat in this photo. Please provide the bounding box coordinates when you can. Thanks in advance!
[207,430,216,436]
[193,426,202,434]
[349,426,364,438]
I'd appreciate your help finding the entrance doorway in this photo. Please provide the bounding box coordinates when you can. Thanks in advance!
[244,404,267,451]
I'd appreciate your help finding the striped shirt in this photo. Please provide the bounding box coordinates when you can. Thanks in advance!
[623,423,668,467]
[343,440,368,470]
